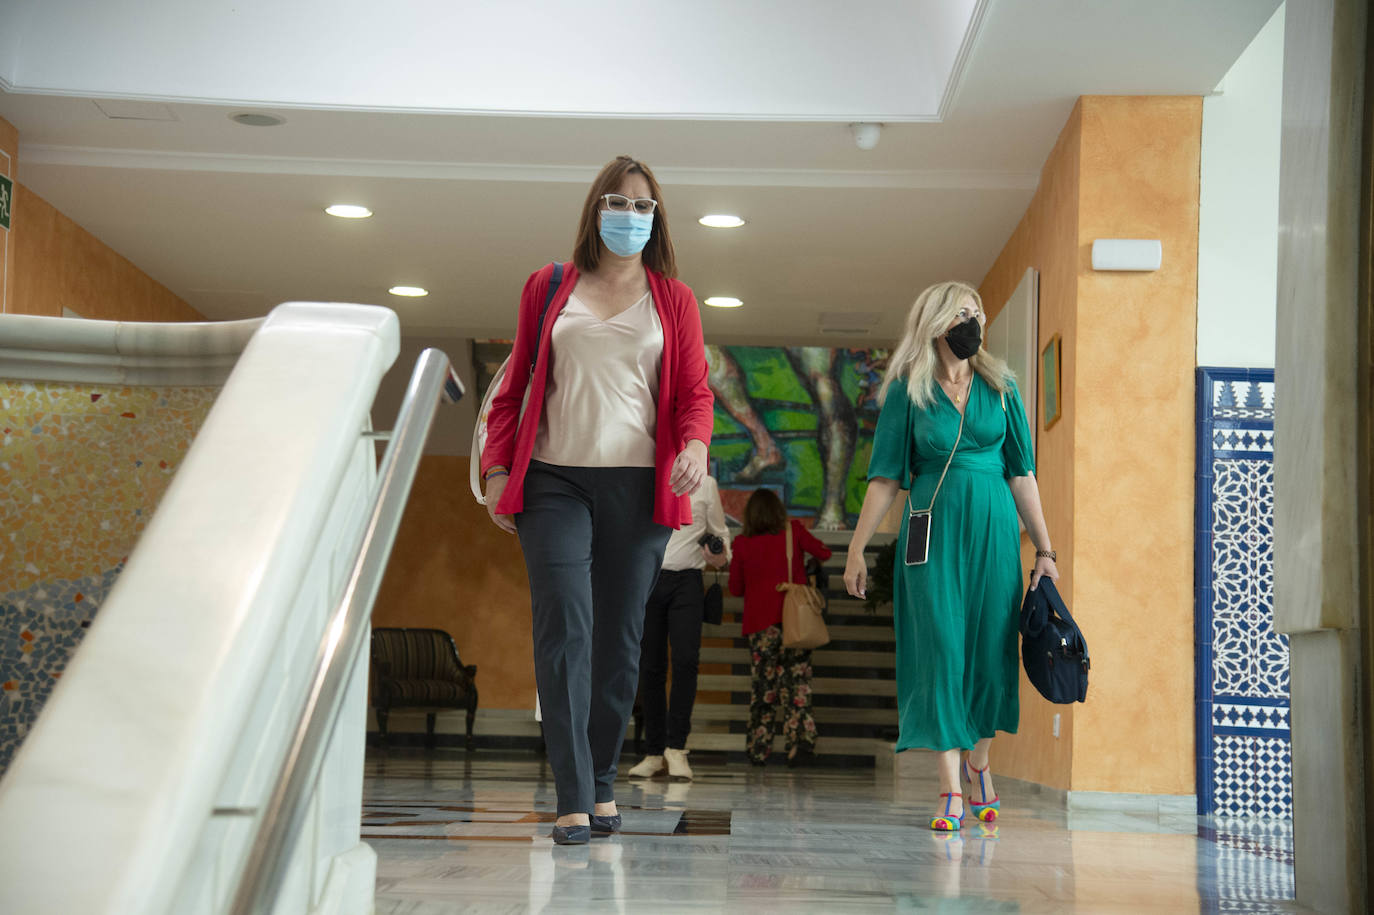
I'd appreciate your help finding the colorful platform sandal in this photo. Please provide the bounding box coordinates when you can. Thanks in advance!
[961,758,1001,822]
[929,792,965,832]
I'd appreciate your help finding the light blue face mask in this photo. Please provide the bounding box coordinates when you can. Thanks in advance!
[599,210,654,257]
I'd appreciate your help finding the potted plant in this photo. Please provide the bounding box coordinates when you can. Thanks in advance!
[863,540,898,616]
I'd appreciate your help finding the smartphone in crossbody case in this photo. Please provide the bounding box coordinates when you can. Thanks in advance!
[905,510,933,565]
[904,400,967,567]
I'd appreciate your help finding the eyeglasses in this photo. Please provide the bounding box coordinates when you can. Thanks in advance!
[955,305,983,322]
[601,194,658,215]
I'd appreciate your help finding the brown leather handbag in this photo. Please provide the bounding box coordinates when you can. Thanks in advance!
[779,523,830,650]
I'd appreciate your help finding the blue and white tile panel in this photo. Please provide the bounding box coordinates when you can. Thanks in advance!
[1195,368,1288,819]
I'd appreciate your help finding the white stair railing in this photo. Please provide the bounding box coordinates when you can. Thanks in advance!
[0,302,453,915]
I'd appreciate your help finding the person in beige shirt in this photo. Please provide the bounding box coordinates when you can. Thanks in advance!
[627,475,730,781]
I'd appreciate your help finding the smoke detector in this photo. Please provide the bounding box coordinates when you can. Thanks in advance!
[850,123,883,151]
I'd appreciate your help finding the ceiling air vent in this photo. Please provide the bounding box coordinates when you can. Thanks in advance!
[230,112,286,127]
[818,311,880,336]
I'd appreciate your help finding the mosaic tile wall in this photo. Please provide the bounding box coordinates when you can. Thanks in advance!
[0,380,219,772]
[1194,368,1289,818]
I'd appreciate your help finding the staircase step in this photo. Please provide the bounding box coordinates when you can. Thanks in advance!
[699,646,895,668]
[717,595,891,617]
[370,697,901,741]
[696,674,896,696]
[703,622,894,643]
[683,732,889,757]
[682,704,896,726]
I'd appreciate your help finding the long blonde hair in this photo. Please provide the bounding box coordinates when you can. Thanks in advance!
[879,281,1014,408]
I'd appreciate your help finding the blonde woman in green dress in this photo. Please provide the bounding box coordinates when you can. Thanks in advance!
[843,281,1059,832]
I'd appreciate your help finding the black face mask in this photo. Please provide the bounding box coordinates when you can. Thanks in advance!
[945,318,982,360]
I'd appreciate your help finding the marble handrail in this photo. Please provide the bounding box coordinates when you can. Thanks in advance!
[0,312,263,385]
[0,302,401,915]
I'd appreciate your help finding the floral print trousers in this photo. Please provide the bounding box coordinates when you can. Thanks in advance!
[747,624,817,762]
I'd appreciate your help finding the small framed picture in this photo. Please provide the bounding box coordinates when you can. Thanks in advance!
[1041,333,1062,431]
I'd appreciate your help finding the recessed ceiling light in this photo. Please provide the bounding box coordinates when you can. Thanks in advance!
[704,296,742,308]
[389,286,429,297]
[230,112,285,127]
[699,214,746,229]
[325,204,373,219]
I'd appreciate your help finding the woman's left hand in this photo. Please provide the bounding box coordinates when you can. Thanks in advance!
[1030,556,1059,591]
[670,440,708,496]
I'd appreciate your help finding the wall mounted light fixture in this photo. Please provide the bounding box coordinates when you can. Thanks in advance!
[1091,239,1162,271]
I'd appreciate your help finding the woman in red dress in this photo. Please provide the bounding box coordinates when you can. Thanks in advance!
[728,489,832,766]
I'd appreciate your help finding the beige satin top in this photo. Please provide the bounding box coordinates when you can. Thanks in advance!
[532,290,663,467]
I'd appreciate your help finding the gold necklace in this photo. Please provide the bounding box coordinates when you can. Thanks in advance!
[944,371,973,404]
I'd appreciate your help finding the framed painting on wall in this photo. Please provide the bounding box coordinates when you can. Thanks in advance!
[1041,333,1062,430]
[985,267,1039,456]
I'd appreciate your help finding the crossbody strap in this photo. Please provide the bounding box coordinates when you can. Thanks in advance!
[910,396,968,515]
[784,522,797,585]
[528,261,565,376]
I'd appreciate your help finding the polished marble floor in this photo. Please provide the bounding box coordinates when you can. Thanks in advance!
[364,750,1305,914]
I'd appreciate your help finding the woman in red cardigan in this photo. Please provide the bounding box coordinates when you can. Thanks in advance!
[728,489,832,766]
[481,156,714,845]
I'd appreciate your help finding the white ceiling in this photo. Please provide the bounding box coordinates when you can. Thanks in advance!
[0,0,1280,346]
[0,0,985,121]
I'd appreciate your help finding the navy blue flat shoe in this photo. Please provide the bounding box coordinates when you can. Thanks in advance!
[589,813,622,835]
[551,824,591,845]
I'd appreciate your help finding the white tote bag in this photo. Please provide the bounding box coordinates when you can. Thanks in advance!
[469,262,565,504]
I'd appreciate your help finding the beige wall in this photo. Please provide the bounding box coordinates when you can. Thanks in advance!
[980,96,1200,795]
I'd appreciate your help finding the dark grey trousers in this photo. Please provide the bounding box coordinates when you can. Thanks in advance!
[516,461,670,816]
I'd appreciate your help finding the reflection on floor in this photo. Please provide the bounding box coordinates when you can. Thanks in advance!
[364,751,1306,913]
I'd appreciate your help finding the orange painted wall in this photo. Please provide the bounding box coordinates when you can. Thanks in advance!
[11,187,202,322]
[983,94,1198,791]
[0,115,199,323]
[1,118,16,316]
[372,456,537,710]
[1071,96,1199,794]
[979,101,1082,792]
[980,97,1200,796]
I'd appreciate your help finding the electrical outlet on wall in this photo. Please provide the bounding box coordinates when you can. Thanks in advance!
[1052,713,1061,738]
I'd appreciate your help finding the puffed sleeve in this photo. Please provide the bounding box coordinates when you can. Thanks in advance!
[1001,378,1036,479]
[728,538,747,596]
[795,520,833,562]
[867,379,913,488]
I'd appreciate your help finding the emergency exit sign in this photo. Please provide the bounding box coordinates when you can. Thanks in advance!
[0,174,10,230]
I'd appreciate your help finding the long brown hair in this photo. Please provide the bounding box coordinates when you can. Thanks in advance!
[571,155,677,278]
[742,488,788,537]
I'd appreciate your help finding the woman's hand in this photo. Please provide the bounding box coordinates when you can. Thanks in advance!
[484,474,517,534]
[1030,555,1059,591]
[670,439,708,496]
[843,549,869,599]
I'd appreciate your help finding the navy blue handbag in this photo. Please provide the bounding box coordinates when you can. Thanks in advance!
[1019,577,1089,704]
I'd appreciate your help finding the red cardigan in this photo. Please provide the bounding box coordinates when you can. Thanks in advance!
[481,262,715,528]
[728,520,833,636]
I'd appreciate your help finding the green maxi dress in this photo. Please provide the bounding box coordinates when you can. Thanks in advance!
[868,374,1035,752]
